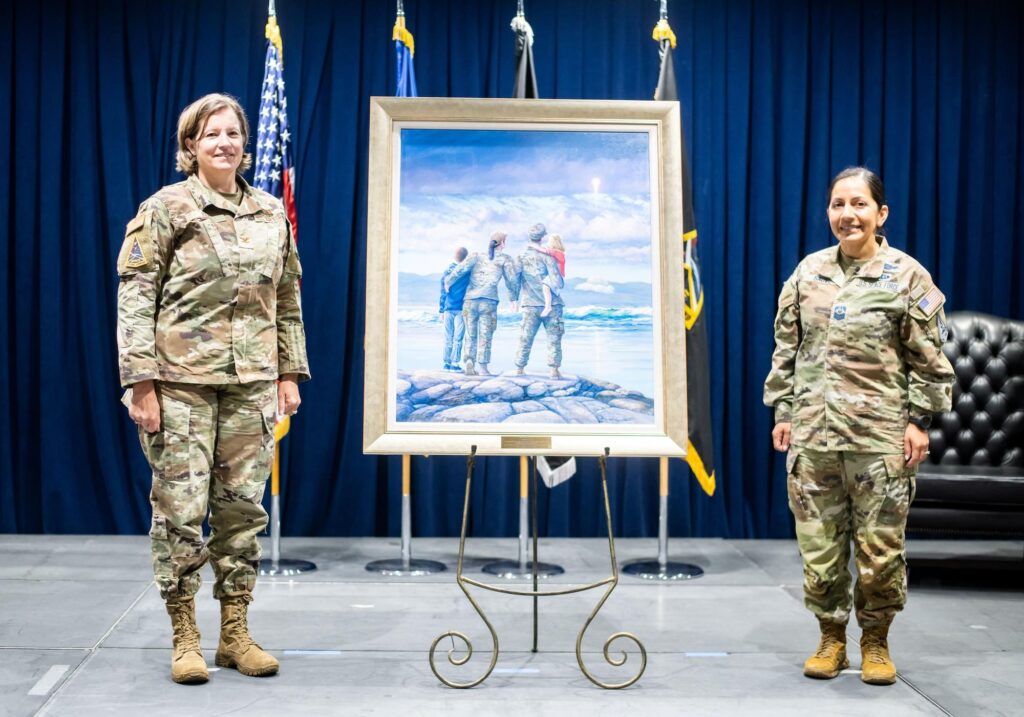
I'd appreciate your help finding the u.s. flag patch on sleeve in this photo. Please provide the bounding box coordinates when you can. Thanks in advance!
[917,286,944,319]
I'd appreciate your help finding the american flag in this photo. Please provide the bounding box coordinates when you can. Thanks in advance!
[254,11,298,240]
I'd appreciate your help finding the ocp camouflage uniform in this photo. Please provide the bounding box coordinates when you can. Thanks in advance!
[117,174,310,601]
[445,250,517,366]
[511,245,565,369]
[764,237,954,628]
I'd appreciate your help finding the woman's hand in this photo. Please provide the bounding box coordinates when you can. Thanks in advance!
[129,380,161,433]
[278,374,301,417]
[904,423,930,468]
[772,422,792,452]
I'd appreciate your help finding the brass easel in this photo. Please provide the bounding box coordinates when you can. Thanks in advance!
[428,447,647,689]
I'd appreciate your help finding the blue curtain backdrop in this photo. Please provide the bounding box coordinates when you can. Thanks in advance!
[2,0,1021,537]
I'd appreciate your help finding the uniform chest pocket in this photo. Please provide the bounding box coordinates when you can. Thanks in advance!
[238,218,285,286]
[176,215,230,282]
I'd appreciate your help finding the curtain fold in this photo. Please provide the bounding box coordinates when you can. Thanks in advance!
[2,0,1021,537]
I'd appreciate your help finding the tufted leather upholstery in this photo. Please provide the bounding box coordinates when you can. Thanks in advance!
[927,313,1024,467]
[911,312,1024,537]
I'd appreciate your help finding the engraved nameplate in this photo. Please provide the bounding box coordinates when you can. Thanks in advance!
[501,436,552,450]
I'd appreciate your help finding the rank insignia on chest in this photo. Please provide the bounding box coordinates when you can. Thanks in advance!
[125,237,149,268]
[832,304,847,320]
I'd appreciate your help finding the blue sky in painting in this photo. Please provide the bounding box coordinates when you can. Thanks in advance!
[397,128,654,284]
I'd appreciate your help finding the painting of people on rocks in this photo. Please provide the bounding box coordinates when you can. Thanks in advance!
[391,125,661,428]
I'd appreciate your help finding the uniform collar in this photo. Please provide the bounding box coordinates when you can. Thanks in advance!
[816,236,890,284]
[187,174,268,218]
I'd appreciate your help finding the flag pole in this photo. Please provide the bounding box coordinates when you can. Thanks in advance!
[519,456,529,570]
[366,454,447,576]
[482,455,562,578]
[622,457,704,580]
[624,5,710,581]
[364,3,444,577]
[259,416,316,576]
[482,1,562,582]
[252,0,314,577]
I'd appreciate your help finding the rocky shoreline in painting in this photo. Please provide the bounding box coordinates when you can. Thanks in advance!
[395,370,654,424]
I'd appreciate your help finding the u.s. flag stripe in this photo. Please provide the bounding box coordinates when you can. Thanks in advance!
[254,15,298,242]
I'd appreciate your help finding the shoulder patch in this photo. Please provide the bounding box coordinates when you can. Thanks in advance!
[937,312,950,342]
[117,211,154,274]
[916,286,945,319]
[125,236,149,268]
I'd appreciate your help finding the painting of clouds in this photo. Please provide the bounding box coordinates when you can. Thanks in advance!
[392,126,658,427]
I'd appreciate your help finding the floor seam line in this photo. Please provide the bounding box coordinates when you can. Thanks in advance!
[898,673,956,716]
[34,582,155,715]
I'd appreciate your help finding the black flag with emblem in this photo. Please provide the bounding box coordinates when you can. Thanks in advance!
[511,10,576,486]
[654,27,716,496]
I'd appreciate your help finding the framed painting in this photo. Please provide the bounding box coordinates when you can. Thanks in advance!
[364,97,687,457]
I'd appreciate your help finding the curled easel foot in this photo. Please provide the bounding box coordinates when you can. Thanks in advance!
[575,585,648,689]
[428,446,499,688]
[428,602,500,689]
[428,446,647,689]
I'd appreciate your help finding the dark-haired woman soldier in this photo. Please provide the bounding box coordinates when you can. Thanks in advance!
[764,167,954,685]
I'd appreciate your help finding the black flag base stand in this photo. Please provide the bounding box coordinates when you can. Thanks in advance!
[366,490,447,576]
[259,495,318,577]
[259,557,317,577]
[483,456,563,578]
[429,448,647,690]
[621,460,705,581]
[481,558,563,579]
[621,558,704,581]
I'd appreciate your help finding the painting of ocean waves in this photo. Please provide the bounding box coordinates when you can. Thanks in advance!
[393,127,659,426]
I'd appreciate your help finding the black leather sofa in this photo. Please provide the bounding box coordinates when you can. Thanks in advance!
[909,312,1024,539]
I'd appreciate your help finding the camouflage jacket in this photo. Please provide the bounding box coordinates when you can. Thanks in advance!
[445,251,517,303]
[511,245,563,307]
[763,238,954,452]
[116,174,310,387]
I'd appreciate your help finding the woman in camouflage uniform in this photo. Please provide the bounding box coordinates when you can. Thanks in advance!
[116,94,309,684]
[444,231,518,376]
[764,167,954,685]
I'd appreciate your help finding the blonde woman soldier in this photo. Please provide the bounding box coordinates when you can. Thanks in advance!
[116,94,309,684]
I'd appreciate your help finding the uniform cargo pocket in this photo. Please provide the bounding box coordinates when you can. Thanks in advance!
[160,395,191,436]
[875,454,913,525]
[148,395,191,482]
[785,451,809,521]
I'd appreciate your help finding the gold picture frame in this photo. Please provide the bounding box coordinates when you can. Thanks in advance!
[364,97,686,457]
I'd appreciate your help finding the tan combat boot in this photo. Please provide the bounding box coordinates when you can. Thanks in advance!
[215,595,279,677]
[165,598,209,684]
[803,620,848,679]
[860,625,897,685]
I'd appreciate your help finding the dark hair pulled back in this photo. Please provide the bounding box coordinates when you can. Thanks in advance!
[828,166,886,208]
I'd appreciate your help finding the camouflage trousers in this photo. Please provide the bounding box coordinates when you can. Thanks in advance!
[137,380,276,601]
[514,305,564,369]
[787,449,916,629]
[462,298,498,366]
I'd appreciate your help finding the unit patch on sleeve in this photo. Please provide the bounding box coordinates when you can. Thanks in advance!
[125,237,149,268]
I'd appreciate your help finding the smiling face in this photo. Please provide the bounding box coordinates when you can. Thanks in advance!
[827,176,889,257]
[185,107,245,182]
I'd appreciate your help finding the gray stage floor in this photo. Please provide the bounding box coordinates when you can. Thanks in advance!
[1,535,1022,716]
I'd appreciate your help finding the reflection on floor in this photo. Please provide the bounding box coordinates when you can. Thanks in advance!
[1,536,1021,716]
